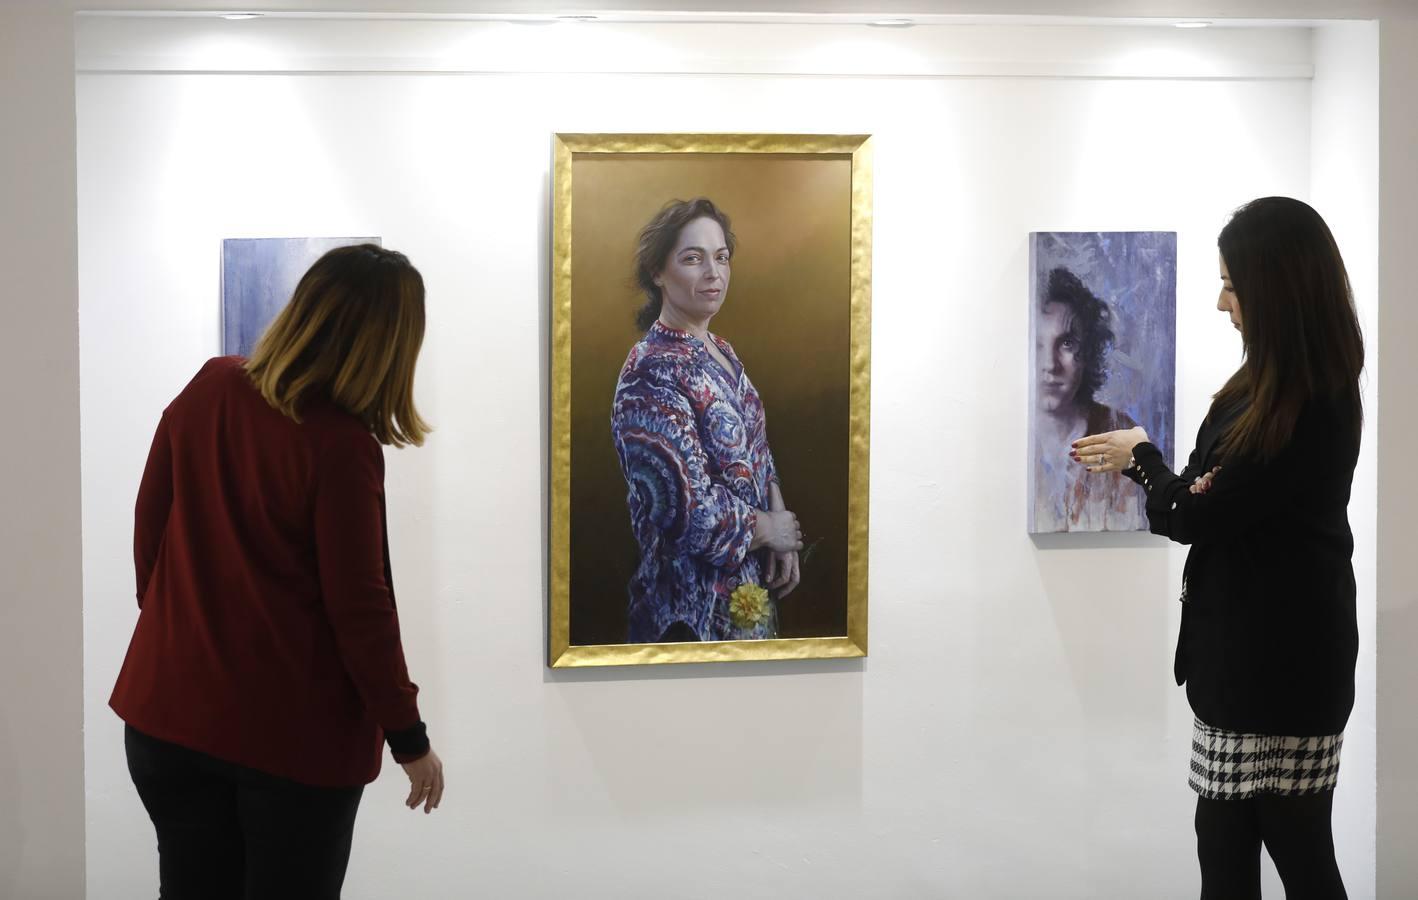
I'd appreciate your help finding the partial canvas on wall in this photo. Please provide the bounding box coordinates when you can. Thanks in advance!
[1029,231,1176,534]
[221,237,380,357]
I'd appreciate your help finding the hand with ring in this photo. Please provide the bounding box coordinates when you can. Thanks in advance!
[1071,426,1149,474]
[400,748,445,814]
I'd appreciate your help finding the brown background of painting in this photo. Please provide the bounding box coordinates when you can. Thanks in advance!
[568,153,852,646]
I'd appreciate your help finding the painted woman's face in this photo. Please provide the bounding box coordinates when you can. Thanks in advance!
[1037,301,1084,414]
[1217,253,1242,333]
[654,217,731,325]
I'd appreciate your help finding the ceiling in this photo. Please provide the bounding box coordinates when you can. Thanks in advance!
[67,0,1418,22]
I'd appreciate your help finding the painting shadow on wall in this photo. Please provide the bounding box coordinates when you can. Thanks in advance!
[552,661,866,816]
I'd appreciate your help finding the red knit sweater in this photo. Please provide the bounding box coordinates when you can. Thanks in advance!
[110,356,425,787]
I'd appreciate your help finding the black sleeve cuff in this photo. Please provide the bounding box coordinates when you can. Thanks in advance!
[1131,441,1166,493]
[1132,441,1190,515]
[1131,442,1170,482]
[385,721,430,761]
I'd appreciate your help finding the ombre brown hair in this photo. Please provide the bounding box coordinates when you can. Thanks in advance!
[244,243,430,447]
[1214,197,1364,460]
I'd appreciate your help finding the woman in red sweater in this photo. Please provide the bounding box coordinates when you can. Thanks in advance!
[111,244,444,899]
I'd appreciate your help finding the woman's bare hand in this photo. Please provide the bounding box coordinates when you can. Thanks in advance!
[764,549,801,598]
[761,481,802,597]
[1072,426,1149,473]
[401,748,444,814]
[1190,466,1222,494]
[754,509,803,553]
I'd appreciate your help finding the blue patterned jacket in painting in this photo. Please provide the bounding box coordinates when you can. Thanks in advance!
[611,321,780,643]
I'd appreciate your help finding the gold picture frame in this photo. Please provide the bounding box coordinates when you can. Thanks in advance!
[549,133,872,667]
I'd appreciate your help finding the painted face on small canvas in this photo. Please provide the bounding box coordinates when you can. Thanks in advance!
[655,217,731,325]
[1217,253,1242,333]
[1037,302,1084,413]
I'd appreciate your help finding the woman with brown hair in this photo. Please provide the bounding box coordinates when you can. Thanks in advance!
[111,244,444,899]
[611,197,804,644]
[1075,197,1363,898]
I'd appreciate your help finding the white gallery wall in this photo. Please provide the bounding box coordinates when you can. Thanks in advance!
[75,16,1377,900]
[1309,20,1381,892]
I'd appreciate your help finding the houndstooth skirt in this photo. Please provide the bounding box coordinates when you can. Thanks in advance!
[1190,718,1343,800]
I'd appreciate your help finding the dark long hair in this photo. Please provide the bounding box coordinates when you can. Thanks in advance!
[632,198,736,332]
[1044,266,1115,405]
[1214,197,1364,460]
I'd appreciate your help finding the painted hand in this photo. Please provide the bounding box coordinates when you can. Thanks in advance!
[765,549,802,599]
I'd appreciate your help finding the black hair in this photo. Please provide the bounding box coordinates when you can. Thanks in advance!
[1044,266,1114,405]
[1214,196,1364,459]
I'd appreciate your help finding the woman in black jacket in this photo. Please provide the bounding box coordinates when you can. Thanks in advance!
[1073,196,1363,899]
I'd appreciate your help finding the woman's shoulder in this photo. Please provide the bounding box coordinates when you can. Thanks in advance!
[205,355,245,374]
[621,334,694,382]
[1295,392,1361,449]
[201,356,369,441]
[190,354,245,387]
[296,391,374,444]
[707,332,739,357]
[1306,389,1359,421]
[168,355,247,407]
[303,401,372,435]
[1217,392,1357,467]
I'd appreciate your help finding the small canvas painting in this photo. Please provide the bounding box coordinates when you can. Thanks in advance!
[1029,231,1176,534]
[221,237,380,357]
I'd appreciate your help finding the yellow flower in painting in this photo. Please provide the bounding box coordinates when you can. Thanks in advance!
[729,582,772,631]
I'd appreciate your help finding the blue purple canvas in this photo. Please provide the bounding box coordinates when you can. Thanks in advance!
[1029,231,1176,534]
[221,237,379,358]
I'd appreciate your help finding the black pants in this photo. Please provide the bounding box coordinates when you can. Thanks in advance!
[1195,792,1346,899]
[125,725,364,900]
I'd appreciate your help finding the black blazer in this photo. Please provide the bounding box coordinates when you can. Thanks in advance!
[1127,397,1359,736]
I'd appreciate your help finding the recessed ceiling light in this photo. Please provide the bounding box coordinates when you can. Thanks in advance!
[1174,21,1211,28]
[868,18,914,28]
[221,12,263,20]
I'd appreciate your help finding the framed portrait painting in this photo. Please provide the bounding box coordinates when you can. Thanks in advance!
[1028,231,1177,534]
[549,133,872,667]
